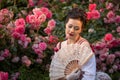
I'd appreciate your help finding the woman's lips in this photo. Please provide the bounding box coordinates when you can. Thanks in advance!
[69,33,74,36]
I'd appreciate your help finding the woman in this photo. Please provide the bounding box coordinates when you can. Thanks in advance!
[49,7,96,80]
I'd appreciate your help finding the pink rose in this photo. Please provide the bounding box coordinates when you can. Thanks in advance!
[106,3,113,10]
[108,39,120,48]
[12,32,21,39]
[1,49,10,58]
[44,27,52,35]
[33,19,42,29]
[20,34,26,42]
[28,0,34,7]
[94,42,106,50]
[99,53,107,61]
[86,12,93,20]
[21,56,31,67]
[32,8,43,17]
[26,15,30,23]
[0,8,9,14]
[38,14,46,23]
[39,42,47,51]
[48,35,58,44]
[48,19,56,30]
[25,59,31,67]
[40,7,52,18]
[0,71,9,80]
[15,18,25,27]
[89,3,96,11]
[34,48,43,54]
[107,11,115,19]
[40,7,49,16]
[46,10,52,18]
[104,33,113,41]
[15,26,25,34]
[40,7,49,15]
[91,10,100,19]
[115,15,120,23]
[106,54,115,64]
[28,15,37,24]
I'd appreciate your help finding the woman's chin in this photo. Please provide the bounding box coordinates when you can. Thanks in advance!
[66,35,75,40]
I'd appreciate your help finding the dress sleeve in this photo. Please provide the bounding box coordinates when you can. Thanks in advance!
[81,55,96,80]
[80,42,96,80]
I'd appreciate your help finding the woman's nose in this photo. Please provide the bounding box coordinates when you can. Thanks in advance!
[70,27,75,32]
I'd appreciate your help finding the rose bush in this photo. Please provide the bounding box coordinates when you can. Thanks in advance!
[0,1,58,79]
[92,33,120,79]
[86,1,120,79]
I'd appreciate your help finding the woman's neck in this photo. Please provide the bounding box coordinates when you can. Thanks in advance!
[67,36,80,44]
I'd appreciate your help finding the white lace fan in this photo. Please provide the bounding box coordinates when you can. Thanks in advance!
[49,42,93,80]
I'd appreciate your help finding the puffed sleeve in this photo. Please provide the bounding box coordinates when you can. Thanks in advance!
[81,55,96,80]
[81,42,96,80]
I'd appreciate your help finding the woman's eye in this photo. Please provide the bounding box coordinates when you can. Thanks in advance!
[68,25,72,28]
[74,26,79,30]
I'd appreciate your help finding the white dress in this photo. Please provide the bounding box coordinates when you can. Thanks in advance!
[49,38,96,80]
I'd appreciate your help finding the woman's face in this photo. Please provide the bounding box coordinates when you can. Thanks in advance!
[65,18,82,40]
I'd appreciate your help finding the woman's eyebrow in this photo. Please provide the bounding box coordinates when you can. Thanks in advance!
[68,24,73,26]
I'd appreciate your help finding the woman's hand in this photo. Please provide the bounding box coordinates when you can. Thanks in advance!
[66,69,81,80]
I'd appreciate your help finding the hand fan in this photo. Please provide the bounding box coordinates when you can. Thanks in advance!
[49,42,93,80]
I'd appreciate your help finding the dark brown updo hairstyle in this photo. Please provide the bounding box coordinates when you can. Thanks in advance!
[65,7,87,28]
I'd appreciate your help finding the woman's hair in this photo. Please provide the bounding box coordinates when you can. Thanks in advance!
[65,7,87,28]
